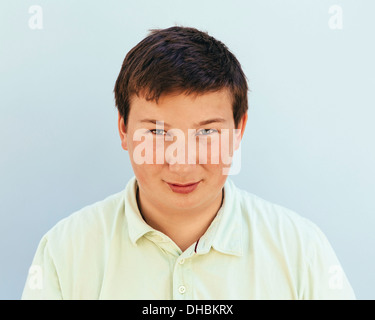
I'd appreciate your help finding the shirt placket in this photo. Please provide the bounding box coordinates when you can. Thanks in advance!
[172,248,195,300]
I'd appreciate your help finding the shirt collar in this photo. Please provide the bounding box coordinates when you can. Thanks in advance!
[123,176,243,257]
[124,176,155,244]
[196,178,243,257]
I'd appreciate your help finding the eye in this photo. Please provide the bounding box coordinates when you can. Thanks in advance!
[196,128,218,136]
[150,129,166,136]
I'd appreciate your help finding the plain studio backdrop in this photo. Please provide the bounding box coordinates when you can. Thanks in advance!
[0,0,374,299]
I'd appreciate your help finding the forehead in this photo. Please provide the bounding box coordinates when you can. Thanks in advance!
[128,89,234,126]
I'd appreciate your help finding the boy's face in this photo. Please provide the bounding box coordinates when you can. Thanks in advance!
[118,89,247,212]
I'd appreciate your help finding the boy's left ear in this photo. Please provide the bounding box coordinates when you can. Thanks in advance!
[118,112,128,151]
[234,113,248,151]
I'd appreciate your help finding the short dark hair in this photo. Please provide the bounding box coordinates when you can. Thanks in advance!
[114,26,248,129]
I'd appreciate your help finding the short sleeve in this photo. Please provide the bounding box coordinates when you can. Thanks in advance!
[303,223,356,300]
[21,236,63,300]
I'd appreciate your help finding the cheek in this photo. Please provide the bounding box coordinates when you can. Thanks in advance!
[129,133,168,165]
[200,136,220,165]
[201,131,235,166]
[128,139,164,181]
[131,163,165,191]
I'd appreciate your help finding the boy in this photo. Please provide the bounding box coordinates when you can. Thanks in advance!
[22,26,355,299]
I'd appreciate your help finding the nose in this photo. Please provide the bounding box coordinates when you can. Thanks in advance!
[165,130,198,174]
[168,159,198,174]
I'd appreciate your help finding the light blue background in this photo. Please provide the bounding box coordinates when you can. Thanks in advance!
[1,0,374,299]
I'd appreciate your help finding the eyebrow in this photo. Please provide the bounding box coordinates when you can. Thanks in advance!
[139,118,226,127]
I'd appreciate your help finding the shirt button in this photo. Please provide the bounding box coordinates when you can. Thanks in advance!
[179,258,185,265]
[178,285,186,294]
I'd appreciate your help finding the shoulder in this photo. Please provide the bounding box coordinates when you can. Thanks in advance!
[231,181,355,299]
[25,188,128,299]
[232,181,313,228]
[44,188,126,252]
[229,180,323,248]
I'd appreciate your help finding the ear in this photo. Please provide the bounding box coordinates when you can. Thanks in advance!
[234,112,248,151]
[118,112,128,151]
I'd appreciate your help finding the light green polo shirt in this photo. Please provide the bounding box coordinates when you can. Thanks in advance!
[22,176,355,299]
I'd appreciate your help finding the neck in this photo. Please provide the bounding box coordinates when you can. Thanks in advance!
[136,186,224,252]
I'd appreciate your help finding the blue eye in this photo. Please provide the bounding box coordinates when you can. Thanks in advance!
[151,129,166,136]
[196,129,218,136]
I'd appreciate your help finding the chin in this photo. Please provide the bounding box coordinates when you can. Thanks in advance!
[168,195,200,209]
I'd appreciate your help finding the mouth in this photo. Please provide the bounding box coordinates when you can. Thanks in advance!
[165,180,201,194]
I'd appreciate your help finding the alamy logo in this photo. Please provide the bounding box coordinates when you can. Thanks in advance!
[27,265,43,290]
[28,5,43,30]
[328,5,343,30]
[131,121,242,175]
[328,265,344,290]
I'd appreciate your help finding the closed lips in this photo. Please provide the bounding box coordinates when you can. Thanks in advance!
[170,182,198,186]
